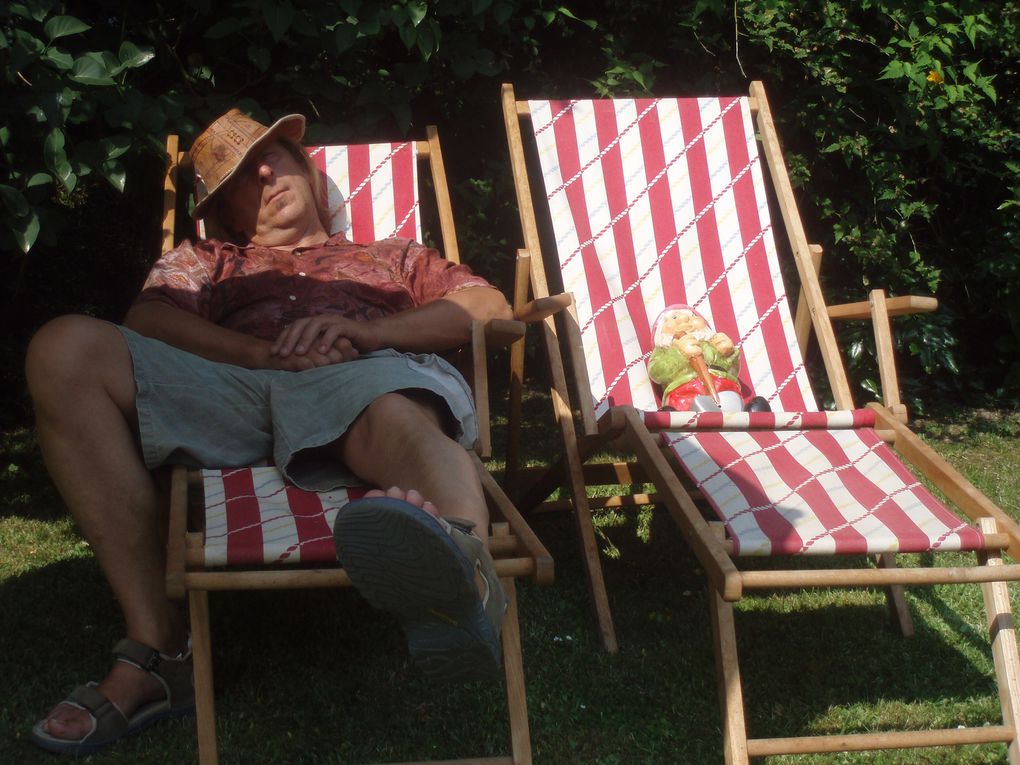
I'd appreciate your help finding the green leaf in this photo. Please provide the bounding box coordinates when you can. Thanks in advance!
[263,0,295,42]
[44,128,76,192]
[415,20,437,60]
[15,209,41,253]
[398,22,416,50]
[100,159,126,192]
[472,0,492,13]
[118,41,155,69]
[70,53,116,85]
[27,172,53,188]
[9,3,35,21]
[43,127,66,168]
[357,15,381,36]
[977,77,997,103]
[43,15,91,42]
[557,6,596,28]
[99,135,131,160]
[13,28,46,56]
[0,184,30,218]
[963,15,978,46]
[44,46,74,70]
[878,60,905,80]
[408,1,427,27]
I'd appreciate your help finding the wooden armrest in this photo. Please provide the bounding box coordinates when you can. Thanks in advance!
[514,293,572,323]
[484,318,526,348]
[828,295,938,321]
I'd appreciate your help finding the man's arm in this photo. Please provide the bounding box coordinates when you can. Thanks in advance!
[272,286,512,359]
[124,301,356,370]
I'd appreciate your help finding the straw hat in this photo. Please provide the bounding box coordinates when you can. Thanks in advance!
[189,108,305,219]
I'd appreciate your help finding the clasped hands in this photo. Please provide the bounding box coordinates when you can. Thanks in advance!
[266,314,379,371]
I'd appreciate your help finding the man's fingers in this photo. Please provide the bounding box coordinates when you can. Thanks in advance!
[273,318,313,357]
[332,337,359,362]
[294,318,331,356]
[316,323,346,355]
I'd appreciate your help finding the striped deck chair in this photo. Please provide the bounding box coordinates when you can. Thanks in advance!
[502,81,1020,762]
[159,127,553,765]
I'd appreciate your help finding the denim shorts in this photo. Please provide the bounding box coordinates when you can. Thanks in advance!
[116,325,478,491]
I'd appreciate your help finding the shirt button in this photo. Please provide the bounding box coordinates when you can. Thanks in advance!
[288,295,296,301]
[298,271,306,276]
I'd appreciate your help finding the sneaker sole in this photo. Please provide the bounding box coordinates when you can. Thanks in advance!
[334,497,501,683]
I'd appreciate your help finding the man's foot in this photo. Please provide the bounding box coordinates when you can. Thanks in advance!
[30,638,195,755]
[334,488,508,683]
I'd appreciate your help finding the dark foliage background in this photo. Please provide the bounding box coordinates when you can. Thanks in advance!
[3,0,1018,427]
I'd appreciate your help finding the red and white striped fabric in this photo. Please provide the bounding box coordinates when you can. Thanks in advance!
[526,96,984,556]
[198,141,421,567]
[203,468,369,566]
[642,408,877,432]
[307,142,421,243]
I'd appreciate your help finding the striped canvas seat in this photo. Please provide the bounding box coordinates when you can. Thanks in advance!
[201,468,367,566]
[503,81,1020,763]
[525,94,983,558]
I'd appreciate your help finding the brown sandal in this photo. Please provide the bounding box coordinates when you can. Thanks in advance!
[29,637,195,755]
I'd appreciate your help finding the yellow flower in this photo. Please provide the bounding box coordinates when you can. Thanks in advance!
[927,70,944,84]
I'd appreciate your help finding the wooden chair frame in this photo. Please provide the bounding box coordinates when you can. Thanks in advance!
[502,80,1020,762]
[159,127,553,765]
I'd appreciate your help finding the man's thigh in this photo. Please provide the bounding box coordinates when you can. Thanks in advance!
[117,326,275,470]
[269,349,478,491]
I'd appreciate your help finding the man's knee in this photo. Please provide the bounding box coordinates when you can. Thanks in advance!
[343,392,447,452]
[26,315,132,402]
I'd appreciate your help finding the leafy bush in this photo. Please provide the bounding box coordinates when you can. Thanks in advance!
[2,0,1018,422]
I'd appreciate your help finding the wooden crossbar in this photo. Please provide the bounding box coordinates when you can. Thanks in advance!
[740,562,1020,590]
[747,725,1014,756]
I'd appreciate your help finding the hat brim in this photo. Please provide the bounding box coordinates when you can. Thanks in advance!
[192,113,306,219]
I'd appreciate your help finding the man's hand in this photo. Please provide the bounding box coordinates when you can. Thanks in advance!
[270,315,380,362]
[264,345,351,371]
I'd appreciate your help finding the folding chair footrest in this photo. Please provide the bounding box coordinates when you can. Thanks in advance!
[747,725,1015,757]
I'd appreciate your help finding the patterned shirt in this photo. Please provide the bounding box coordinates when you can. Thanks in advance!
[136,233,494,340]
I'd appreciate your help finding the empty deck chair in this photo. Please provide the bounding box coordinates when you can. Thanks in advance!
[160,126,553,765]
[502,80,1020,762]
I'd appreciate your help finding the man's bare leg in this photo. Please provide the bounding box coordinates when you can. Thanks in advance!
[338,391,490,545]
[26,316,187,741]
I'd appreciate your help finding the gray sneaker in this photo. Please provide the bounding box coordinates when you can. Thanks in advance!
[334,496,507,682]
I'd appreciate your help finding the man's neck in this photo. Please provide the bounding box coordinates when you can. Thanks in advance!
[250,223,329,250]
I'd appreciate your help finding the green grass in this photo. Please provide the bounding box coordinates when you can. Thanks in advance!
[2,405,1019,764]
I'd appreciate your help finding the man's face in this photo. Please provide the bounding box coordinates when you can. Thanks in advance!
[218,140,321,245]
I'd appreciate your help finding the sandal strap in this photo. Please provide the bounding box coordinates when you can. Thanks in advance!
[59,683,128,744]
[112,637,195,710]
[114,638,162,672]
[445,516,479,535]
[66,684,123,721]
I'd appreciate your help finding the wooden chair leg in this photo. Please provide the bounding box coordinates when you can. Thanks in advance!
[979,519,1020,765]
[877,553,915,637]
[571,489,619,654]
[189,589,218,765]
[709,587,750,765]
[500,575,532,765]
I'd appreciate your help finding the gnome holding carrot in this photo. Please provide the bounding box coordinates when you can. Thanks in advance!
[647,305,768,413]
